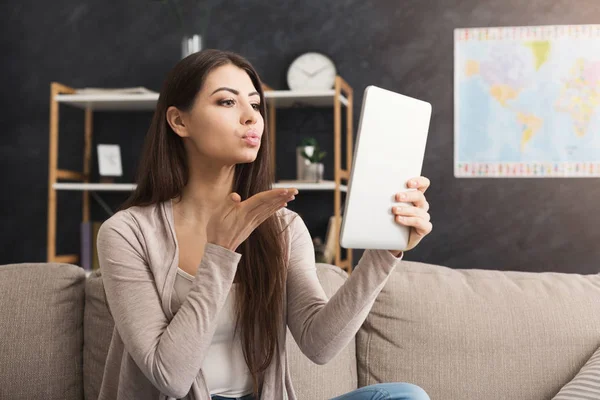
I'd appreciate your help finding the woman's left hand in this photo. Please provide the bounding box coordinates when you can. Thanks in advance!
[389,176,433,256]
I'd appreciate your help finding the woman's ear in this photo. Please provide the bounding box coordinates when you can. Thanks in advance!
[166,106,189,138]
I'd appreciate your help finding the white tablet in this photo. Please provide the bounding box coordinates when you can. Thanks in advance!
[340,85,432,251]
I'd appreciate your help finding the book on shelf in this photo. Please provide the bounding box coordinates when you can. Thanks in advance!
[323,215,340,265]
[80,222,92,271]
[277,179,322,183]
[312,236,326,263]
[80,221,104,271]
[92,222,102,271]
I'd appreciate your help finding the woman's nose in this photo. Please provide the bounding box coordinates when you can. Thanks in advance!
[241,104,257,125]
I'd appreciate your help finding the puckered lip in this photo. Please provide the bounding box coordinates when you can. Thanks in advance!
[242,129,261,139]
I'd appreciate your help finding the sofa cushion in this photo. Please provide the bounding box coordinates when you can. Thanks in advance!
[552,344,600,399]
[357,261,600,400]
[0,263,85,400]
[286,263,358,399]
[83,270,115,400]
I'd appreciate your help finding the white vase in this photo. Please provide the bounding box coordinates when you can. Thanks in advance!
[296,146,314,180]
[305,162,324,182]
[182,34,202,59]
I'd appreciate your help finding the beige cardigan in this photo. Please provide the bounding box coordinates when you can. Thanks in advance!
[96,199,402,400]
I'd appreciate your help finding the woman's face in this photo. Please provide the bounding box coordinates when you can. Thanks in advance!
[171,64,265,166]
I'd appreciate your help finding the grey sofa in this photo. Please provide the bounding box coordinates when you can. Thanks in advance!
[1,261,599,400]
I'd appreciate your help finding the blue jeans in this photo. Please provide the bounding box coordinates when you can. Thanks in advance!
[331,383,430,400]
[210,383,429,400]
[211,394,254,400]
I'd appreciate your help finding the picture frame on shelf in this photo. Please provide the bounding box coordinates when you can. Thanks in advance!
[97,144,123,177]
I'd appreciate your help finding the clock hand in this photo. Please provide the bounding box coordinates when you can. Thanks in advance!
[298,67,312,76]
[309,64,333,77]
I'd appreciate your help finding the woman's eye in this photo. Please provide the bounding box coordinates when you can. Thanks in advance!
[219,99,260,110]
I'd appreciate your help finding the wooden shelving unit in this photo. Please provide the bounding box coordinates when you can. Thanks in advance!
[47,76,354,273]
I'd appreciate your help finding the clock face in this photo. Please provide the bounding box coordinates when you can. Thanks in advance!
[287,52,337,91]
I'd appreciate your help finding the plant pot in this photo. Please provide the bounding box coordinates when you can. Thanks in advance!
[296,146,314,180]
[182,34,202,59]
[305,162,324,182]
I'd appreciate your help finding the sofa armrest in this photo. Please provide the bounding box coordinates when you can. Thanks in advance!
[0,263,85,400]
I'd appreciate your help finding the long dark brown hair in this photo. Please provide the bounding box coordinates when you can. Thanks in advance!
[119,49,289,397]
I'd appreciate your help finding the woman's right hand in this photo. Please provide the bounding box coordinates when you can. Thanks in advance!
[206,188,298,251]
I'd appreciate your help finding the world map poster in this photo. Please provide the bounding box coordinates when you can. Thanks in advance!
[454,25,600,177]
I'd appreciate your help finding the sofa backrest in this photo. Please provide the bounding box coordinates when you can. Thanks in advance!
[0,263,86,400]
[84,263,357,400]
[357,260,600,400]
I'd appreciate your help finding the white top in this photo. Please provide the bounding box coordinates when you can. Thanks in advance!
[171,268,253,398]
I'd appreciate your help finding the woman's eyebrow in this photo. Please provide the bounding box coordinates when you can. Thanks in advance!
[210,87,260,97]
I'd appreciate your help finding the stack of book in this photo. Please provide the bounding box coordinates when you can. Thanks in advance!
[80,221,103,271]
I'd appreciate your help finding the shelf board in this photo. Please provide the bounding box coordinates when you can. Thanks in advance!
[264,90,349,108]
[53,183,137,191]
[55,89,348,111]
[273,180,347,192]
[55,93,159,111]
[53,180,346,192]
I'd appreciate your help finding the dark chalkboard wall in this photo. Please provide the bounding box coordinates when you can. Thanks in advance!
[2,0,600,274]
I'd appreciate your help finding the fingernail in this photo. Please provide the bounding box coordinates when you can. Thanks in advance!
[396,216,403,222]
[408,180,415,187]
[399,193,406,200]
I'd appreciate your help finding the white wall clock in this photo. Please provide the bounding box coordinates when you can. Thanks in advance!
[287,52,337,91]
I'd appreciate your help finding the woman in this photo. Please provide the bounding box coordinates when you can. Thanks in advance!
[97,49,433,400]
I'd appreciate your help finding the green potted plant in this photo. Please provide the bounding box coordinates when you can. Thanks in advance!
[298,137,326,182]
